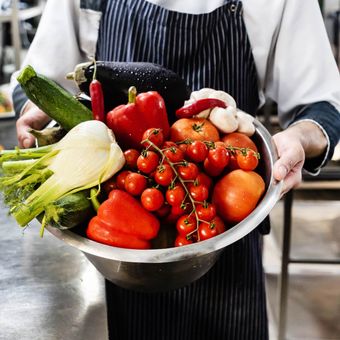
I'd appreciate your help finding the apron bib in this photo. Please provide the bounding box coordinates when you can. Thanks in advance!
[96,1,268,339]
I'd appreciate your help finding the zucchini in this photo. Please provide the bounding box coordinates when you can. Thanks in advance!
[17,65,93,131]
[67,61,191,123]
[44,191,94,230]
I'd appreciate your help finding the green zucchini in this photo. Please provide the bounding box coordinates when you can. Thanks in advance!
[17,65,93,131]
[44,191,95,230]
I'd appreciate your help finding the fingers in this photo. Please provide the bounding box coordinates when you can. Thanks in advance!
[16,118,36,148]
[16,105,51,148]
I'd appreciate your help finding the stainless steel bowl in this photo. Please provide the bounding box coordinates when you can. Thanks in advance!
[46,119,282,292]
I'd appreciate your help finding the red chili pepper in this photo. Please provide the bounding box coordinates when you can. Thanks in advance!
[86,189,160,249]
[176,98,227,119]
[106,86,170,150]
[89,61,105,122]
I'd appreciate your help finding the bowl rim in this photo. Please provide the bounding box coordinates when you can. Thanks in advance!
[46,119,282,263]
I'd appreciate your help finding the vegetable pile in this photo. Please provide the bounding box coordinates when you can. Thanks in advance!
[0,62,266,250]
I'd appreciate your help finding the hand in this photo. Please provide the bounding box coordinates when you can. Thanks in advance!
[272,121,328,196]
[272,129,305,196]
[16,101,51,148]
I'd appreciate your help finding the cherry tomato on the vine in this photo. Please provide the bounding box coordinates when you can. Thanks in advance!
[177,142,188,153]
[155,203,171,218]
[163,146,185,163]
[196,203,216,221]
[162,141,177,149]
[227,151,240,171]
[124,172,147,196]
[137,151,160,174]
[188,183,209,202]
[203,158,224,177]
[198,221,218,241]
[212,216,226,235]
[140,187,164,211]
[171,202,191,216]
[123,149,140,169]
[186,140,209,163]
[154,164,175,186]
[236,149,259,171]
[175,235,193,247]
[207,146,230,168]
[102,177,118,194]
[142,128,164,149]
[177,162,199,180]
[165,184,186,206]
[176,214,197,236]
[195,172,213,191]
[116,170,132,190]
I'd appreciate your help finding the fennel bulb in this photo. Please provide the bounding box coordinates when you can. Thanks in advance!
[0,120,125,227]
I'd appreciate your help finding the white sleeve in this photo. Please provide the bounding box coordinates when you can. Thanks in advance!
[10,0,84,94]
[264,0,340,127]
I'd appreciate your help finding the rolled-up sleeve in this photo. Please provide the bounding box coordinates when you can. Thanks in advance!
[291,101,340,174]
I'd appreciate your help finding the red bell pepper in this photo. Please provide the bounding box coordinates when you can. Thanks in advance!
[86,189,160,249]
[106,86,170,150]
[176,98,227,119]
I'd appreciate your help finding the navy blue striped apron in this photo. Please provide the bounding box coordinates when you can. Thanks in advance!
[95,1,268,339]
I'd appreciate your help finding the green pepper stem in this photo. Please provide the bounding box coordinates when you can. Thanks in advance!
[128,86,137,104]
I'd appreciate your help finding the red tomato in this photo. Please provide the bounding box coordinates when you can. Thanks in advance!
[162,141,177,149]
[155,203,171,218]
[165,184,186,206]
[212,216,226,235]
[124,172,147,196]
[207,146,230,168]
[188,183,209,202]
[176,214,197,236]
[154,164,175,186]
[195,172,213,191]
[198,221,218,241]
[142,128,164,149]
[141,188,164,211]
[236,149,259,171]
[203,158,224,177]
[123,149,140,169]
[170,118,220,142]
[163,146,185,163]
[102,177,118,194]
[196,203,216,221]
[170,203,191,216]
[186,141,209,162]
[221,132,258,152]
[175,235,193,247]
[212,169,265,224]
[137,151,160,174]
[227,151,240,171]
[177,162,199,180]
[177,142,188,153]
[115,170,132,190]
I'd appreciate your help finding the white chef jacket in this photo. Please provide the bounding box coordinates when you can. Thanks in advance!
[11,0,340,130]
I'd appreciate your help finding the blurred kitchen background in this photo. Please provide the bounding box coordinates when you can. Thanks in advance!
[0,1,340,340]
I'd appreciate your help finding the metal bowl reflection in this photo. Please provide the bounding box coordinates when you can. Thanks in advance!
[46,119,282,292]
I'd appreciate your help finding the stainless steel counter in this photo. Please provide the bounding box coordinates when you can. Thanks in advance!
[0,197,108,340]
[0,118,108,340]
